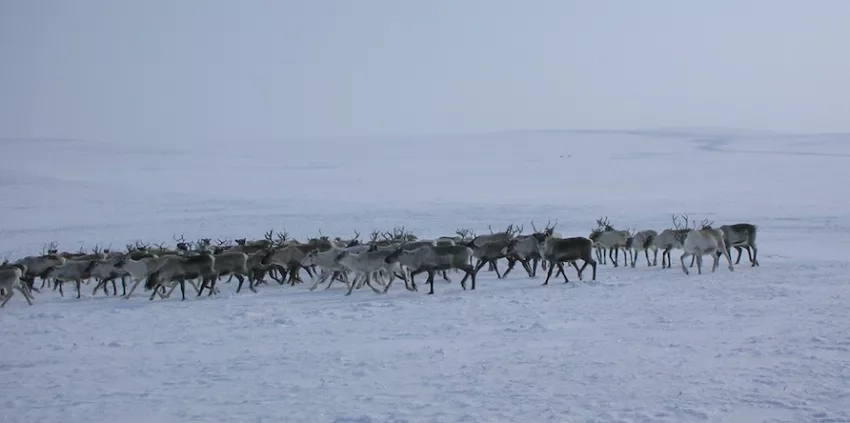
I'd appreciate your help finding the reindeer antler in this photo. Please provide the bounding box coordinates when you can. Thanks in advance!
[700,219,714,229]
[276,230,289,245]
[679,214,690,230]
[352,229,360,241]
[264,230,274,242]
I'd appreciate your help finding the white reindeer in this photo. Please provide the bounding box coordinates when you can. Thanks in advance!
[1,264,35,307]
[680,220,734,275]
[626,229,659,268]
[589,217,630,267]
[335,249,399,295]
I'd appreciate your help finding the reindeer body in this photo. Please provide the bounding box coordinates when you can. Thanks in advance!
[385,244,476,295]
[0,264,34,307]
[44,258,100,298]
[537,235,596,284]
[681,228,733,275]
[625,230,658,268]
[145,253,216,300]
[719,223,759,266]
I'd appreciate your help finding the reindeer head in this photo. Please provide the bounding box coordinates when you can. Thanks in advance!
[672,214,691,230]
[174,234,189,251]
[595,216,614,232]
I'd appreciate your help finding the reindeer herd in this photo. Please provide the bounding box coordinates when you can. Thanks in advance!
[0,215,760,307]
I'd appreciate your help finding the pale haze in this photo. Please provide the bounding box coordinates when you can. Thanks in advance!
[2,0,849,144]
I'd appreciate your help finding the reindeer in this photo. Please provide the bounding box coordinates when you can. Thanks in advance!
[653,214,694,268]
[384,244,476,295]
[536,230,597,285]
[504,220,556,278]
[467,224,520,271]
[717,223,759,267]
[113,251,160,299]
[588,217,630,267]
[15,243,66,291]
[303,247,353,291]
[680,219,734,275]
[145,252,216,300]
[469,237,516,278]
[334,248,399,295]
[259,233,323,285]
[90,254,130,297]
[43,245,105,298]
[174,234,191,253]
[625,229,659,268]
[0,264,34,307]
[198,251,251,295]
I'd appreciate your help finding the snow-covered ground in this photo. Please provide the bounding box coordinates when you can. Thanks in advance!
[1,129,849,423]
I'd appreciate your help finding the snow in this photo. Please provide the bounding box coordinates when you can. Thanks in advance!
[1,129,849,423]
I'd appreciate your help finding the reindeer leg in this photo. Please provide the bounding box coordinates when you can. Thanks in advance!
[303,265,315,279]
[427,270,437,294]
[0,290,12,307]
[519,259,532,278]
[366,276,384,294]
[75,280,82,299]
[247,274,257,293]
[91,279,104,297]
[206,277,218,296]
[16,286,34,306]
[750,243,759,267]
[345,274,360,296]
[557,263,570,283]
[148,284,160,300]
[542,260,556,285]
[652,248,658,267]
[711,251,719,273]
[162,281,179,299]
[680,252,690,275]
[309,271,330,291]
[608,247,617,268]
[734,246,743,264]
[570,261,582,280]
[696,253,703,275]
[472,259,488,279]
[180,281,186,301]
[492,260,503,278]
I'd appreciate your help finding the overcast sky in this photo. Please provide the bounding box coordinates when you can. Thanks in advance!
[2,0,849,143]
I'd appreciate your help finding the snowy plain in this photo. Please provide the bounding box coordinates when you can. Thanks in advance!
[1,128,849,423]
